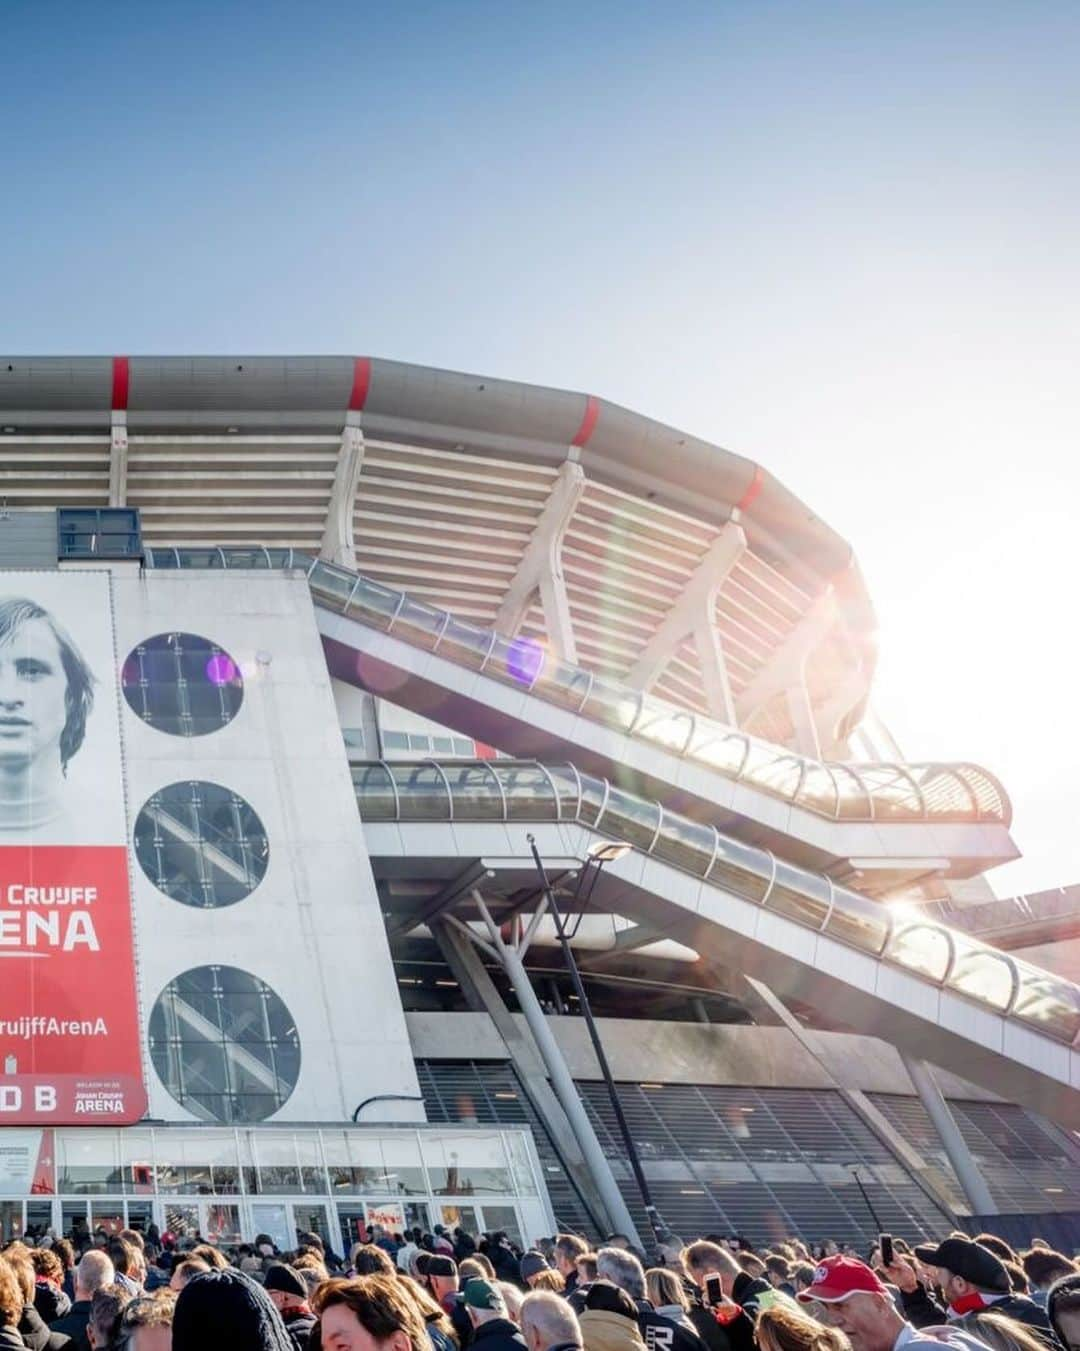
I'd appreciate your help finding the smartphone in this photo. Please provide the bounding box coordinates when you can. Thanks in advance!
[880,1234,894,1267]
[705,1275,724,1307]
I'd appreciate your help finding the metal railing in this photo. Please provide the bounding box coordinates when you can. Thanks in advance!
[351,757,1079,1047]
[143,547,1011,827]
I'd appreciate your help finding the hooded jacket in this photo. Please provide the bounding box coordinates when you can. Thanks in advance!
[580,1309,647,1351]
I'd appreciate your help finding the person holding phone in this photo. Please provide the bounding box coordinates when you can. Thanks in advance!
[680,1242,766,1351]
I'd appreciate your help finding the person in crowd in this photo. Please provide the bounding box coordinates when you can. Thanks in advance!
[455,1279,527,1351]
[0,1258,30,1351]
[105,1243,141,1300]
[87,1285,133,1350]
[520,1290,583,1351]
[4,1244,71,1351]
[1022,1256,1077,1310]
[263,1263,317,1351]
[683,1241,771,1322]
[960,1312,1054,1351]
[433,1229,456,1258]
[426,1254,472,1348]
[399,1274,460,1351]
[486,1240,523,1288]
[114,1292,176,1351]
[976,1241,1019,1266]
[456,1233,479,1265]
[643,1268,708,1351]
[52,1242,77,1305]
[313,1274,436,1351]
[796,1254,990,1351]
[353,1244,397,1278]
[737,1256,767,1282]
[531,1274,567,1296]
[755,1300,850,1351]
[52,1250,116,1351]
[1047,1273,1080,1351]
[910,1238,1054,1337]
[680,1239,764,1351]
[172,1268,293,1351]
[190,1243,230,1272]
[522,1256,555,1291]
[168,1258,210,1294]
[555,1239,590,1304]
[765,1259,795,1300]
[32,1249,72,1323]
[500,1286,526,1325]
[579,1282,646,1351]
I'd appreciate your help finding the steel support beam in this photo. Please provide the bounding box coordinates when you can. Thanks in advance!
[737,591,837,756]
[461,889,639,1239]
[900,1053,997,1216]
[495,461,585,662]
[431,918,610,1234]
[626,523,747,723]
[320,416,366,569]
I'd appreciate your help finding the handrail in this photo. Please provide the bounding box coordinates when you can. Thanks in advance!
[144,547,1012,827]
[352,758,1080,1049]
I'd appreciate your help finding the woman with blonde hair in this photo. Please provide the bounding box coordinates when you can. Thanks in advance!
[755,1301,850,1351]
[957,1312,1051,1351]
[529,1270,566,1294]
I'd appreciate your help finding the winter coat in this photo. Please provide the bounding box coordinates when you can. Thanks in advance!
[640,1307,707,1351]
[34,1282,70,1325]
[471,1316,529,1351]
[283,1308,317,1351]
[580,1309,647,1351]
[47,1299,90,1351]
[20,1302,71,1350]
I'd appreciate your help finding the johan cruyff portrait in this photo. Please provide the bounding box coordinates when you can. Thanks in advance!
[0,575,126,845]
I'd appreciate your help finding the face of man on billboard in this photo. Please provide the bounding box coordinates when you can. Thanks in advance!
[0,598,94,828]
[0,619,69,766]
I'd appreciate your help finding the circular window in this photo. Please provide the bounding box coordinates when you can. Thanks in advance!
[122,632,243,736]
[149,965,300,1123]
[134,781,269,908]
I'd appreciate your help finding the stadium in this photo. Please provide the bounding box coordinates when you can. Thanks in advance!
[0,354,1074,1259]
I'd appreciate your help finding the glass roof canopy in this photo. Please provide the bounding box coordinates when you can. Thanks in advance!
[145,548,1011,827]
[353,757,1080,1048]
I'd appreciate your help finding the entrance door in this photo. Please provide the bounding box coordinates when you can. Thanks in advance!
[292,1202,332,1250]
[336,1204,367,1257]
[0,1203,20,1243]
[250,1203,290,1254]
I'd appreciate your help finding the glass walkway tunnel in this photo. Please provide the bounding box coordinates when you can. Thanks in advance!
[144,550,1015,888]
[352,757,1080,1129]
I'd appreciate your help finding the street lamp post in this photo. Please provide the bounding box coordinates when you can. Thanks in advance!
[528,834,667,1252]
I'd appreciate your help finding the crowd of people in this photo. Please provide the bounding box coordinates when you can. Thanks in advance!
[0,1220,1077,1351]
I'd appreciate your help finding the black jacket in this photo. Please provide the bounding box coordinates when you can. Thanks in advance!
[899,1284,948,1329]
[47,1299,90,1351]
[958,1296,1057,1347]
[20,1304,71,1350]
[283,1309,317,1351]
[639,1309,707,1351]
[34,1284,70,1325]
[730,1275,771,1322]
[471,1317,529,1351]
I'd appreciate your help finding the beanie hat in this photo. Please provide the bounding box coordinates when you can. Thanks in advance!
[263,1263,308,1299]
[173,1268,294,1351]
[427,1255,457,1278]
[519,1251,550,1282]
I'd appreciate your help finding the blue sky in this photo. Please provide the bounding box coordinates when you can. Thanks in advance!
[3,1,1079,893]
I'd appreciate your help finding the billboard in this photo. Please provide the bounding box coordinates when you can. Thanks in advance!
[0,573,145,1123]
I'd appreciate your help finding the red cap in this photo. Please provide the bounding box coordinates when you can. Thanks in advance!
[797,1255,887,1303]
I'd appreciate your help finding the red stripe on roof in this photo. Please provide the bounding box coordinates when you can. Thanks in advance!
[111,357,129,412]
[571,395,600,448]
[737,465,764,513]
[349,357,372,412]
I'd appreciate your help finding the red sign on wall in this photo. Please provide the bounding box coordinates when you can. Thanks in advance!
[0,848,146,1123]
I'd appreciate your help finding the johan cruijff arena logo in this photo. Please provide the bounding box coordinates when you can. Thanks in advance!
[0,573,146,1124]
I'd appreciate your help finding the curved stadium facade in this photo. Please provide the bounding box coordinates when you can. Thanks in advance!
[0,354,1072,1254]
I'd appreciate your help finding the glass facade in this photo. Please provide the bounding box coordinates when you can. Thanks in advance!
[134,781,269,908]
[122,631,244,736]
[0,1125,547,1259]
[148,966,300,1123]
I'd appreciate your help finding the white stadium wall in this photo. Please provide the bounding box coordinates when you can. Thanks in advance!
[110,566,424,1125]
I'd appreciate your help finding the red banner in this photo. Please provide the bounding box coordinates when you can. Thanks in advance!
[0,847,146,1123]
